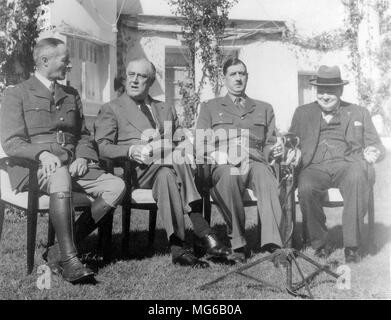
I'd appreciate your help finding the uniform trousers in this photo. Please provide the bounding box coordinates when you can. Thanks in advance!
[211,161,283,250]
[38,166,125,208]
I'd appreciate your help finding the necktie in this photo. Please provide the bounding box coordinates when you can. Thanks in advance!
[234,97,245,111]
[140,103,156,129]
[49,81,56,97]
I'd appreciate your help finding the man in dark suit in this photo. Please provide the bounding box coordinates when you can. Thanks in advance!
[0,38,126,283]
[94,57,230,268]
[195,58,285,263]
[289,65,385,263]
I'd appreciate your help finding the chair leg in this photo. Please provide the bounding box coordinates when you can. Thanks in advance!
[148,208,157,250]
[27,168,39,274]
[98,212,114,261]
[368,186,376,255]
[121,205,131,256]
[27,209,38,275]
[0,201,5,243]
[47,215,55,247]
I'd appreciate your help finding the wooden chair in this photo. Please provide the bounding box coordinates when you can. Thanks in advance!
[0,153,104,274]
[99,158,157,255]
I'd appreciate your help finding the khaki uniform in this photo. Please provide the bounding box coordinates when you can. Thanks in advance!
[196,95,283,250]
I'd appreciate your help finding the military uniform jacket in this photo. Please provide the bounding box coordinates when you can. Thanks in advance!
[195,94,278,164]
[289,101,385,179]
[0,76,103,191]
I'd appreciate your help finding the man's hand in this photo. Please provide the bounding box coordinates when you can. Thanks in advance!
[270,139,285,160]
[363,146,381,164]
[210,151,229,165]
[39,151,61,179]
[69,158,88,177]
[129,144,153,164]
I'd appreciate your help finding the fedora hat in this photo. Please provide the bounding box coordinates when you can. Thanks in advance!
[309,65,349,86]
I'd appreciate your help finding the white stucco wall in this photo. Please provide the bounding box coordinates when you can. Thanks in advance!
[44,0,118,115]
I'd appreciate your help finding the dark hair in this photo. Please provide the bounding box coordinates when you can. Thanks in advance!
[222,57,247,75]
[114,76,125,91]
[33,38,65,65]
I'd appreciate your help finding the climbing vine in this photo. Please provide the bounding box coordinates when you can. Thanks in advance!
[169,0,237,128]
[283,0,391,133]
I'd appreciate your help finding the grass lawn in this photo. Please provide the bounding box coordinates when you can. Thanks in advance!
[1,122,390,300]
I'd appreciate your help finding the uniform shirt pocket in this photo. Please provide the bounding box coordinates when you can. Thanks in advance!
[24,104,51,128]
[211,114,234,129]
[249,115,266,143]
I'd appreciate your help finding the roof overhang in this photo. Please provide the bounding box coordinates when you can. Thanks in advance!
[119,14,287,40]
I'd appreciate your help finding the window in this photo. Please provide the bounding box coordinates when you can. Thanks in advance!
[298,72,317,106]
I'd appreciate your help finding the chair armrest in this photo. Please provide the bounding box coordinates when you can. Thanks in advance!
[0,157,39,170]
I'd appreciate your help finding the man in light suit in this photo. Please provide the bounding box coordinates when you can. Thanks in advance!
[94,57,230,268]
[289,65,385,263]
[195,58,285,263]
[0,38,126,283]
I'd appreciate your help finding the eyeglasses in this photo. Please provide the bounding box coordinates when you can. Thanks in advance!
[127,72,149,81]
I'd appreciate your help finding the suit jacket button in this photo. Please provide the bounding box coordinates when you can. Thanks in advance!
[60,117,64,121]
[56,106,60,110]
[240,116,244,120]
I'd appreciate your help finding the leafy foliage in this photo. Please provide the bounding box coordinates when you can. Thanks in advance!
[169,0,237,127]
[0,0,51,93]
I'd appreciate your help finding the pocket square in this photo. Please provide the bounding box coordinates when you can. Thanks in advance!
[354,121,363,127]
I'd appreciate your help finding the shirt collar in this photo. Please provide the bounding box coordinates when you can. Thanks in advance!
[228,93,247,103]
[34,71,52,90]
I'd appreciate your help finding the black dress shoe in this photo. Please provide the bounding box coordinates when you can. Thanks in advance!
[196,233,231,258]
[344,247,360,264]
[61,256,95,284]
[262,243,281,254]
[227,247,249,264]
[172,249,210,268]
[314,244,332,259]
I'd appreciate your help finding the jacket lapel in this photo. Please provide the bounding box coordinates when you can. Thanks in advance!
[28,76,52,101]
[310,103,322,144]
[118,94,145,133]
[221,94,242,117]
[339,101,352,136]
[54,84,68,105]
[242,96,256,115]
[149,97,164,131]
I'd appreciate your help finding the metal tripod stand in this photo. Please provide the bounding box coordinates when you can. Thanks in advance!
[199,159,340,299]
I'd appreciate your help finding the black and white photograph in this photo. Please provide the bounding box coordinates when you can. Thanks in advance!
[0,0,390,304]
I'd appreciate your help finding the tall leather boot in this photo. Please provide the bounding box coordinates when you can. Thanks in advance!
[74,197,115,260]
[49,192,94,283]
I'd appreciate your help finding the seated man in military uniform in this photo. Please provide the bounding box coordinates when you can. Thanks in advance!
[0,38,126,283]
[195,58,285,263]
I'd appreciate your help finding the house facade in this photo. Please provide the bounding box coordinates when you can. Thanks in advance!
[41,0,380,133]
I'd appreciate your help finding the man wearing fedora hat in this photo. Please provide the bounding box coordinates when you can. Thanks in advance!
[289,65,385,263]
